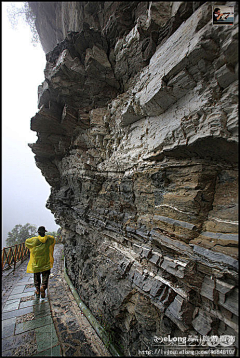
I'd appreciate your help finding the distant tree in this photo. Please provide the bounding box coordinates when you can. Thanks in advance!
[6,2,40,46]
[47,230,62,244]
[6,223,37,247]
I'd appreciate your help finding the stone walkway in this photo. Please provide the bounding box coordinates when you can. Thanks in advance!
[2,244,111,357]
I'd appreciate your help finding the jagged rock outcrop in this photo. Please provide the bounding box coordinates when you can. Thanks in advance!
[28,2,238,355]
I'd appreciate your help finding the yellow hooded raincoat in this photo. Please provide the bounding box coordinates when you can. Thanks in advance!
[25,235,55,273]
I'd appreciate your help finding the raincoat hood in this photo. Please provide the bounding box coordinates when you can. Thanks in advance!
[37,235,48,244]
[25,235,55,273]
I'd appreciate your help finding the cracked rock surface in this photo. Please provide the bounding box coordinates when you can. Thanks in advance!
[28,2,238,355]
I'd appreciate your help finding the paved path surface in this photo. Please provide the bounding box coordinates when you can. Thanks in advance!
[2,244,111,357]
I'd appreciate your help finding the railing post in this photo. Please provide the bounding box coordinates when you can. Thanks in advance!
[14,245,17,270]
[2,248,5,270]
[8,247,13,268]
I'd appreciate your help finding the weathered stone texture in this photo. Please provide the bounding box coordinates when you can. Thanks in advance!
[28,1,238,355]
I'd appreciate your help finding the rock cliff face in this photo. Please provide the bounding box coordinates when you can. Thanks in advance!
[28,2,238,355]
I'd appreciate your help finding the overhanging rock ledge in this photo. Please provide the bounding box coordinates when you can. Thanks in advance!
[28,2,238,355]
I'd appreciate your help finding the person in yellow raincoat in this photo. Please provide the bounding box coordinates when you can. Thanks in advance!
[25,226,55,298]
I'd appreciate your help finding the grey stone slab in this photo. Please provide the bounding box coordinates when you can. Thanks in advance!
[3,298,20,304]
[35,324,59,351]
[15,282,28,288]
[215,279,235,294]
[142,277,153,293]
[141,247,151,258]
[200,276,215,301]
[1,348,15,356]
[201,231,238,242]
[150,279,164,297]
[17,277,33,285]
[2,306,33,321]
[23,287,36,293]
[35,323,57,334]
[151,229,192,254]
[215,64,238,88]
[2,317,16,338]
[218,288,239,315]
[33,344,61,356]
[149,252,161,265]
[34,311,51,319]
[19,298,41,309]
[2,300,20,312]
[192,309,213,336]
[33,302,51,317]
[153,215,196,230]
[11,286,26,295]
[15,315,53,335]
[133,271,145,288]
[1,330,36,353]
[165,295,185,321]
[18,274,33,282]
[16,279,30,283]
[7,291,35,300]
[2,317,16,327]
[192,244,239,270]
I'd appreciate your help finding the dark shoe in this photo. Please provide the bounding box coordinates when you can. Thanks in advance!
[40,286,46,298]
[35,289,40,296]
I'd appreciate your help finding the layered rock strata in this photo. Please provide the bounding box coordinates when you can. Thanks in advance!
[29,2,238,355]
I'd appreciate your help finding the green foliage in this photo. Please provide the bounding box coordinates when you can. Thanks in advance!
[6,223,37,247]
[7,2,40,46]
[47,230,62,244]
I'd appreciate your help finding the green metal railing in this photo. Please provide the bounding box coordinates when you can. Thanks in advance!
[64,258,123,356]
[1,243,29,271]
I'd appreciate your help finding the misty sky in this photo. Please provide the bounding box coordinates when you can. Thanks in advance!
[2,2,60,246]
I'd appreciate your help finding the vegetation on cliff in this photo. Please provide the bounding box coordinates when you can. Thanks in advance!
[6,2,39,46]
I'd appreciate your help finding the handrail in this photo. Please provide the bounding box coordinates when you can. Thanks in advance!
[1,243,29,271]
[64,258,123,356]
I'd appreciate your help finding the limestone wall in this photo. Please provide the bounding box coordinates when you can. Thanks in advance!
[28,2,238,355]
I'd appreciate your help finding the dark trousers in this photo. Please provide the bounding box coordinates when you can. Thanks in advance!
[34,270,51,289]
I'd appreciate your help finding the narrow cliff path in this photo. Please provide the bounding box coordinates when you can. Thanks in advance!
[2,244,111,356]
